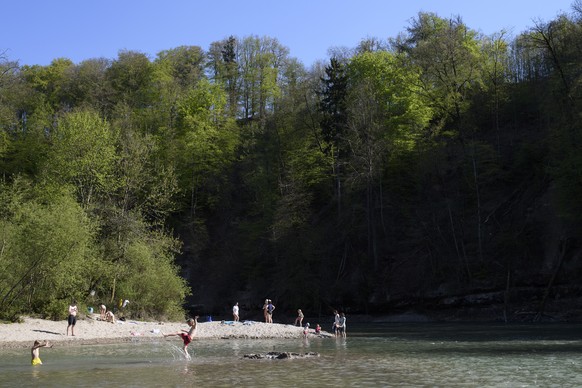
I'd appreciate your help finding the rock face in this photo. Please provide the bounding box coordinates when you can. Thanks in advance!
[243,351,320,360]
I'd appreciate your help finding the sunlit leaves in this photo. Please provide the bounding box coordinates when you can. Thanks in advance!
[44,109,119,208]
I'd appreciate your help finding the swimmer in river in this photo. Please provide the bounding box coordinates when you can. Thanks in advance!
[31,340,52,365]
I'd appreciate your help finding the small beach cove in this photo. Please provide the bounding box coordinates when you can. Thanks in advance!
[0,316,333,350]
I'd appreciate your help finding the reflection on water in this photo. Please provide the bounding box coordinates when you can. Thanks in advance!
[2,323,582,387]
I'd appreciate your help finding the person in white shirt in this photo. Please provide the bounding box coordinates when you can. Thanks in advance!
[67,300,78,336]
[233,302,240,321]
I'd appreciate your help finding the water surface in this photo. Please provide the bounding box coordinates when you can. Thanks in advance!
[1,323,582,387]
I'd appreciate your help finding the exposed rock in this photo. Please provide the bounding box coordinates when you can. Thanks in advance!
[243,351,319,360]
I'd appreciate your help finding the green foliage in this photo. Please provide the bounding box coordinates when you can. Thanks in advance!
[0,179,98,320]
[348,51,432,149]
[20,58,74,108]
[106,50,155,109]
[114,234,190,320]
[44,109,119,207]
[155,45,205,88]
[4,17,582,320]
[172,78,239,210]
[397,12,486,135]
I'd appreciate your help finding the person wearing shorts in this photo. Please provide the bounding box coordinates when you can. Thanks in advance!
[67,300,78,336]
[163,316,198,359]
[31,340,52,365]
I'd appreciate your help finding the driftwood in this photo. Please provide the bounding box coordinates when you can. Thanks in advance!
[243,351,319,360]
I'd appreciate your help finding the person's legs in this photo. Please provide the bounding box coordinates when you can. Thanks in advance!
[67,315,75,335]
[183,344,191,359]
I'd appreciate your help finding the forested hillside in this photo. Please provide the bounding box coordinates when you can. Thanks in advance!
[2,8,582,322]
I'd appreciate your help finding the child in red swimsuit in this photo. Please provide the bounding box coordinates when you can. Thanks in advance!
[163,316,198,359]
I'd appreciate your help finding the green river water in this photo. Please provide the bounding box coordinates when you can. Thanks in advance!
[1,322,581,387]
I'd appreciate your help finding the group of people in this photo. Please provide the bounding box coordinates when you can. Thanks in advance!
[231,300,276,323]
[263,299,275,323]
[33,314,200,365]
[99,303,116,323]
[230,300,344,339]
[295,307,345,338]
[33,300,346,366]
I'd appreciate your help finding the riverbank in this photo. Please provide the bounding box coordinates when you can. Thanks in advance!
[0,315,332,349]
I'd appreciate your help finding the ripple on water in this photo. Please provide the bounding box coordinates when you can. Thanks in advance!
[2,324,582,387]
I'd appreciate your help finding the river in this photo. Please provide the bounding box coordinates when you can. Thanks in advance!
[1,322,581,387]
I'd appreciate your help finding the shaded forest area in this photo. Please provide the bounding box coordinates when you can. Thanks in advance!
[2,6,582,322]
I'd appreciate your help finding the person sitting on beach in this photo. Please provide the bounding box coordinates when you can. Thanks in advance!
[105,310,115,324]
[99,304,107,320]
[294,309,304,326]
[163,316,198,359]
[31,340,52,365]
[233,302,239,322]
[67,300,78,336]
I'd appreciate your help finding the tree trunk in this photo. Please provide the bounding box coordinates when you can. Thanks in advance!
[534,238,567,322]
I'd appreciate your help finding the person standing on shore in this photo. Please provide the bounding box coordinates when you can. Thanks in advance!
[233,302,240,322]
[266,300,275,323]
[67,300,78,336]
[294,309,304,326]
[31,340,52,365]
[263,299,269,323]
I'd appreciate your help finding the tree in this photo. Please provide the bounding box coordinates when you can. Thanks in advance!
[345,50,431,272]
[43,109,119,208]
[106,50,155,110]
[237,36,288,126]
[0,52,20,166]
[0,179,100,320]
[395,12,485,137]
[173,78,239,217]
[20,58,75,109]
[155,45,205,88]
[319,57,349,215]
[208,36,239,117]
[61,58,111,112]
